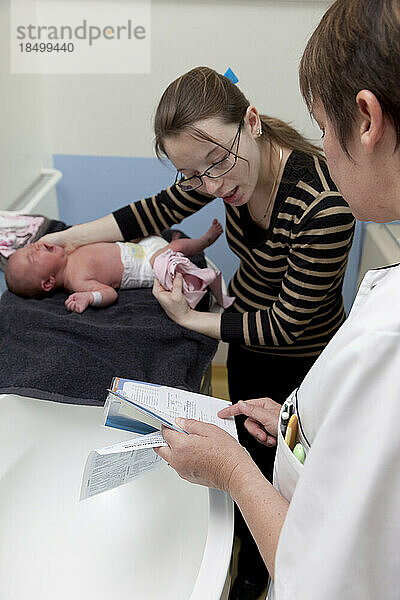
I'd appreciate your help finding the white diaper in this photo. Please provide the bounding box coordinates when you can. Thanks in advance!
[117,237,169,289]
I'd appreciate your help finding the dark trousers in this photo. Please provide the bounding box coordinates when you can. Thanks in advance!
[227,344,317,580]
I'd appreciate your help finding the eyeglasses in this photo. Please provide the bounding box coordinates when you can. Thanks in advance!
[174,120,243,192]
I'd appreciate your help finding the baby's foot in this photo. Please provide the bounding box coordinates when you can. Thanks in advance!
[168,219,223,257]
[171,230,182,241]
[204,219,223,246]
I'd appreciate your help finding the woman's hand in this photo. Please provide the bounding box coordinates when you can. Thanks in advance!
[153,273,222,338]
[154,419,255,493]
[218,397,281,447]
[39,214,123,255]
[39,231,78,255]
[152,273,192,326]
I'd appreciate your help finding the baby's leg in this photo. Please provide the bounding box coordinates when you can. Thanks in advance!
[149,220,223,267]
[168,219,223,257]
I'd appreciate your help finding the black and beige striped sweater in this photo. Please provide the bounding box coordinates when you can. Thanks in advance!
[113,150,355,357]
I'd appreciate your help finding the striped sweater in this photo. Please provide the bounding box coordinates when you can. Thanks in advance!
[113,150,355,357]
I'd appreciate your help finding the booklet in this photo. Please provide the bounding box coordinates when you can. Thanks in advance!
[80,377,237,500]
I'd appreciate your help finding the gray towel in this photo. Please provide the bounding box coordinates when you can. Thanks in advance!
[0,288,218,405]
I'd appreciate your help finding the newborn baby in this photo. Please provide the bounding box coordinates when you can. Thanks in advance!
[6,220,234,313]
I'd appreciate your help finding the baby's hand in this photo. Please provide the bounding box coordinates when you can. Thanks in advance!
[65,292,93,313]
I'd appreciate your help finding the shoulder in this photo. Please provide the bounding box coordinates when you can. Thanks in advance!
[282,150,353,219]
[286,150,335,194]
[353,264,400,329]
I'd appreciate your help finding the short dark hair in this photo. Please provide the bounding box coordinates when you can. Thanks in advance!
[299,0,400,153]
[5,255,44,298]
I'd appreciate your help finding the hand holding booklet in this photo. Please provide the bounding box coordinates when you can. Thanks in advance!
[80,377,237,500]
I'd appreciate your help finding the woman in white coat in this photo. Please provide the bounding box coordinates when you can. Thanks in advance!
[154,1,400,598]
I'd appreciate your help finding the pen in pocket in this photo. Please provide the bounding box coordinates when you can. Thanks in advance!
[280,411,290,437]
[285,414,298,450]
[283,403,294,419]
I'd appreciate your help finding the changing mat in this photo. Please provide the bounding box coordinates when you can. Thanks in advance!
[0,287,217,405]
[0,226,217,405]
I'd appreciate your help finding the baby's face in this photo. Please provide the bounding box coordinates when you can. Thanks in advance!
[10,242,66,289]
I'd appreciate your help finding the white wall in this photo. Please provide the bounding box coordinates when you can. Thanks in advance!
[1,0,54,209]
[44,0,331,157]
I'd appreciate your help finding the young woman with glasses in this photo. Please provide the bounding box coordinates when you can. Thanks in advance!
[41,66,354,599]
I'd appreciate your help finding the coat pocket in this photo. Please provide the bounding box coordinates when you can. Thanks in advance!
[273,395,304,502]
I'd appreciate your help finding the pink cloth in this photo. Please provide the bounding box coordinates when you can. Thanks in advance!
[153,250,235,310]
[0,214,45,258]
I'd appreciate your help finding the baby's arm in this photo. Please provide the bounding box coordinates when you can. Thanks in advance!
[65,280,118,313]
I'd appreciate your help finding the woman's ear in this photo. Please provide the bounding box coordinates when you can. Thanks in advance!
[245,105,261,138]
[356,90,384,154]
[41,275,56,292]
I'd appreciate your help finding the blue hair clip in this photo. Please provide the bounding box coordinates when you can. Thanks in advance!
[224,67,239,84]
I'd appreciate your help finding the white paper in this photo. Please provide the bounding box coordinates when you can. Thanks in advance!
[109,380,237,440]
[97,432,167,455]
[82,379,237,500]
[80,433,165,500]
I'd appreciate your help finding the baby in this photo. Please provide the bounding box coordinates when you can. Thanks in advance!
[5,220,233,313]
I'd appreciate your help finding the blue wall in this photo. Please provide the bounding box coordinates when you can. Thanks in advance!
[53,154,362,311]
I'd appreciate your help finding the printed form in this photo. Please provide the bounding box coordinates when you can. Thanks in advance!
[80,379,236,500]
[121,380,237,436]
[80,433,165,500]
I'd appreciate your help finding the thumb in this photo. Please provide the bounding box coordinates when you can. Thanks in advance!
[176,417,209,436]
[153,277,169,300]
[172,272,183,294]
[153,277,164,293]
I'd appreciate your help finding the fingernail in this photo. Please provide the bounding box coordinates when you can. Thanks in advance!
[176,417,184,427]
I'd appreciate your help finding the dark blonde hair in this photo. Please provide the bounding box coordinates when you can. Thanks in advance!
[5,254,44,298]
[299,0,400,153]
[154,66,323,160]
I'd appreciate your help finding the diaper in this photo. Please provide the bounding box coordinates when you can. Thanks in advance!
[117,237,169,289]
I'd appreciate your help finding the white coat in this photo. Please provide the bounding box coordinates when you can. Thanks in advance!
[268,265,400,599]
